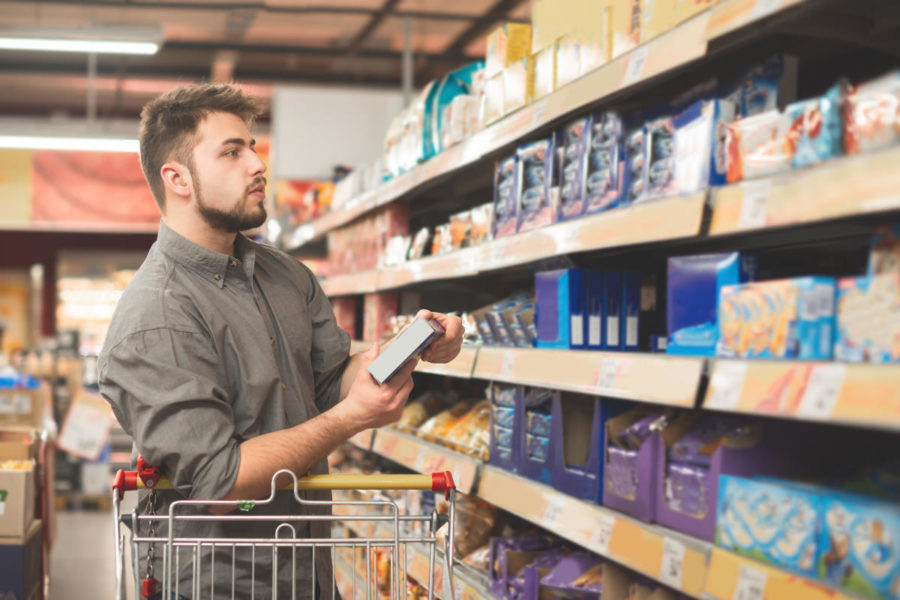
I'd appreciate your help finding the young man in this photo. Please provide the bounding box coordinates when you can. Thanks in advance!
[98,84,463,598]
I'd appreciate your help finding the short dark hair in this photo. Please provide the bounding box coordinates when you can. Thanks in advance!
[139,84,262,210]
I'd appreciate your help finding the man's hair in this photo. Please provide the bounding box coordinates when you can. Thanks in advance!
[139,84,262,210]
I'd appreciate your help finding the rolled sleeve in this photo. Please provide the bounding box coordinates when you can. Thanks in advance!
[99,327,240,500]
[302,267,351,411]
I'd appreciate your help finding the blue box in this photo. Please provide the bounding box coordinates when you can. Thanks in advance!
[622,270,642,351]
[489,385,524,472]
[518,388,557,485]
[622,126,647,206]
[672,99,738,193]
[517,137,559,233]
[667,253,753,357]
[604,271,623,350]
[586,270,605,350]
[535,269,586,350]
[526,411,552,437]
[584,112,624,215]
[558,116,592,221]
[493,155,519,238]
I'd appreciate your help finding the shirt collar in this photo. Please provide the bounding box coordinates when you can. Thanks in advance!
[157,220,256,288]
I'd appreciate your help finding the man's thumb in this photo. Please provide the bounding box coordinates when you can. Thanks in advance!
[363,342,380,363]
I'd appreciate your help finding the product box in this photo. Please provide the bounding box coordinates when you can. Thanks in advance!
[604,271,623,350]
[868,223,900,276]
[834,273,900,363]
[579,39,608,76]
[586,270,605,350]
[845,70,900,155]
[493,156,519,238]
[673,98,738,193]
[533,44,557,100]
[716,476,823,577]
[486,23,533,78]
[729,55,798,118]
[785,83,844,169]
[584,112,624,214]
[725,109,793,183]
[517,137,559,233]
[535,269,586,349]
[551,393,608,501]
[504,301,536,348]
[622,270,642,351]
[516,305,539,347]
[518,388,558,485]
[471,303,498,346]
[489,295,532,347]
[0,438,36,538]
[666,252,752,356]
[503,57,534,115]
[717,277,836,360]
[0,519,42,600]
[540,552,604,599]
[0,377,43,429]
[558,116,592,221]
[611,0,641,59]
[644,116,677,200]
[623,125,648,205]
[363,292,400,343]
[820,492,900,600]
[489,385,524,472]
[602,407,664,521]
[368,317,444,384]
[555,36,581,89]
[483,72,506,125]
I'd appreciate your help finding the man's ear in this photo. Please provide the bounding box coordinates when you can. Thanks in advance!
[160,162,193,199]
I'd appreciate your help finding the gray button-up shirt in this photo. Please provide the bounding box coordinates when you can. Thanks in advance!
[99,220,350,599]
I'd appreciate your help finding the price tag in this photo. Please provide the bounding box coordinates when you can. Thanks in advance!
[659,537,686,590]
[752,0,781,19]
[596,358,619,391]
[588,513,616,555]
[733,563,768,600]
[796,364,846,420]
[541,496,566,529]
[413,447,430,472]
[623,45,650,86]
[530,100,548,129]
[500,352,516,379]
[57,392,114,460]
[737,181,770,230]
[706,361,748,410]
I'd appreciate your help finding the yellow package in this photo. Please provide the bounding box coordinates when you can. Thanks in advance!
[486,23,532,78]
[611,0,641,58]
[533,44,557,99]
[532,0,577,54]
[575,0,612,74]
[502,57,534,115]
[641,0,676,43]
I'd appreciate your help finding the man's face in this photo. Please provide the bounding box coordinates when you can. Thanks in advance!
[189,111,267,233]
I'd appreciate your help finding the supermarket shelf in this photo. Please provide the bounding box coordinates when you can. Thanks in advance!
[325,192,707,296]
[703,546,854,600]
[709,145,900,236]
[478,465,711,598]
[351,340,479,379]
[290,0,809,252]
[474,347,704,407]
[367,429,481,495]
[704,359,900,431]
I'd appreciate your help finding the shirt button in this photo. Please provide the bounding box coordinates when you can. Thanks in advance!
[281,383,286,390]
[213,273,221,280]
[231,260,238,267]
[270,337,275,345]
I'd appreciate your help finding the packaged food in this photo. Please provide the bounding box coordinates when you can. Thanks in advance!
[644,116,677,200]
[436,494,498,557]
[408,227,431,260]
[623,125,648,204]
[584,112,624,214]
[418,400,474,441]
[558,116,592,221]
[725,110,793,183]
[493,156,519,238]
[834,273,900,363]
[449,210,473,250]
[470,203,494,246]
[785,83,844,169]
[397,392,447,429]
[516,137,559,233]
[844,70,900,155]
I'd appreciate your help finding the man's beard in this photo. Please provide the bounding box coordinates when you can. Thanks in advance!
[193,173,268,233]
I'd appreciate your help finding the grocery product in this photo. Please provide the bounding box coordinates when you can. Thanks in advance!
[785,83,844,169]
[725,109,793,183]
[517,137,559,232]
[834,273,900,363]
[672,98,737,193]
[558,116,591,221]
[844,70,900,155]
[504,56,535,115]
[486,23,533,78]
[535,269,586,349]
[533,44,556,100]
[493,156,519,238]
[584,112,624,214]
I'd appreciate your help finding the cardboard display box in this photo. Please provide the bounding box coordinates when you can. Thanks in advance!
[0,428,37,538]
[0,518,42,600]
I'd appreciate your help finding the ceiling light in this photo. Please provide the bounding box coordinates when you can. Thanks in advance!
[0,135,139,153]
[0,25,162,55]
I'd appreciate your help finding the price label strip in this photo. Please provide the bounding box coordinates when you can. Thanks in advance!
[541,496,566,530]
[588,513,616,555]
[752,0,782,19]
[596,358,620,392]
[659,537,686,590]
[796,364,846,420]
[706,361,749,411]
[733,563,768,600]
[623,46,650,87]
[500,352,517,379]
[737,180,770,230]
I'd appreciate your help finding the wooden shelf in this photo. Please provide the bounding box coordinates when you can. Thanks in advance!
[704,0,808,40]
[704,359,900,431]
[368,429,481,495]
[474,347,704,407]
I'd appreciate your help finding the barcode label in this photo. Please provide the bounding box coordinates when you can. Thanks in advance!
[542,496,566,528]
[626,316,638,346]
[597,359,619,391]
[623,46,649,86]
[607,317,619,347]
[737,181,770,230]
[659,537,686,589]
[796,364,846,419]
[589,316,602,346]
[588,513,616,555]
[734,563,768,600]
[706,361,748,410]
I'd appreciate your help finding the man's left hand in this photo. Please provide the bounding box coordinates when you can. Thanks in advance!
[416,309,464,364]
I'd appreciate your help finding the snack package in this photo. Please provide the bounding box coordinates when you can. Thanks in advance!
[727,55,798,117]
[397,392,447,429]
[526,433,551,462]
[725,109,793,183]
[463,544,492,571]
[673,98,738,193]
[540,553,604,597]
[493,156,519,238]
[430,62,484,156]
[470,203,495,246]
[517,137,559,233]
[844,70,900,155]
[623,125,648,204]
[785,83,844,169]
[436,494,498,558]
[584,112,624,214]
[504,56,535,115]
[558,116,592,221]
[533,44,556,100]
[526,410,552,437]
[445,400,491,457]
[418,400,474,441]
[606,446,640,500]
[408,227,432,260]
[644,116,677,200]
[868,223,900,276]
[449,210,473,250]
[834,273,900,363]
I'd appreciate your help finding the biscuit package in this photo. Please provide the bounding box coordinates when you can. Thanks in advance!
[845,70,900,155]
[834,273,900,363]
[584,112,624,214]
[493,156,519,238]
[558,116,592,221]
[516,137,560,233]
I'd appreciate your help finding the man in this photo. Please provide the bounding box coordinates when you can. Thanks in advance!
[98,83,463,598]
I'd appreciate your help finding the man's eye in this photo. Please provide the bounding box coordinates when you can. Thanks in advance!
[225,149,239,157]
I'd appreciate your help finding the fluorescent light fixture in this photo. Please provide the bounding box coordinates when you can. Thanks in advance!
[0,25,162,55]
[0,37,158,55]
[0,135,139,152]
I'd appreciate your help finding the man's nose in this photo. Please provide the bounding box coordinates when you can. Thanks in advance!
[250,151,266,176]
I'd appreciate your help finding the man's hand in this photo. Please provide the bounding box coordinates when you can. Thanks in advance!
[334,343,417,433]
[416,309,464,364]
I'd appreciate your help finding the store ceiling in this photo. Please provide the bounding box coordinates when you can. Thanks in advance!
[0,0,531,119]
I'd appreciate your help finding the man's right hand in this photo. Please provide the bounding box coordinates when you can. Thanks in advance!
[334,343,416,434]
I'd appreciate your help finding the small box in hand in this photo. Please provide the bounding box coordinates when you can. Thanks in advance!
[367,317,445,384]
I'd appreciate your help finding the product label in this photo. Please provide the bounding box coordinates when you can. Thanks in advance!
[588,513,616,555]
[597,358,620,391]
[737,180,770,230]
[589,316,602,346]
[706,361,748,410]
[796,364,846,419]
[607,317,620,347]
[734,563,768,600]
[623,45,649,86]
[659,537,686,589]
[500,352,516,378]
[572,315,584,346]
[626,316,639,347]
[542,496,566,529]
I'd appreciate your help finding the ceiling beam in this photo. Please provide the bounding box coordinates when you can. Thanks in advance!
[442,0,530,56]
[344,0,401,56]
[163,40,477,63]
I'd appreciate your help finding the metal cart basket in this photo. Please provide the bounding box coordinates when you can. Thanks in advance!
[112,458,457,600]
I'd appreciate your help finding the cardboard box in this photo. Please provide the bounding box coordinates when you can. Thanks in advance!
[550,393,609,501]
[835,273,900,363]
[0,384,44,429]
[0,437,36,537]
[535,269,586,350]
[531,0,577,54]
[482,72,505,126]
[0,519,42,600]
[516,137,559,233]
[602,406,662,521]
[489,385,524,473]
[502,57,534,115]
[486,23,532,78]
[517,388,557,485]
[584,112,624,215]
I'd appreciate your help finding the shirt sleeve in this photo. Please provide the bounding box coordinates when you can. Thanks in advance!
[299,264,351,412]
[98,327,241,501]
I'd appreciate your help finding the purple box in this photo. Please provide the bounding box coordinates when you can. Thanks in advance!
[540,552,604,598]
[550,393,606,501]
[517,388,557,485]
[602,407,664,521]
[490,385,524,473]
[488,535,561,600]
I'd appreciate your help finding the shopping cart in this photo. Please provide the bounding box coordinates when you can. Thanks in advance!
[112,457,457,600]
